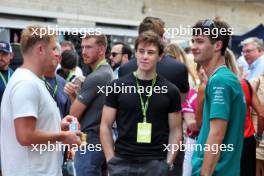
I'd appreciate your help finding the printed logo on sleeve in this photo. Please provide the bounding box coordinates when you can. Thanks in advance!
[212,86,225,105]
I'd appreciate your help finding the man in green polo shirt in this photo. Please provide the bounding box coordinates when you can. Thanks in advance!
[191,19,246,176]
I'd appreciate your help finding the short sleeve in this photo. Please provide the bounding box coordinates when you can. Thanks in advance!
[104,80,119,109]
[10,81,40,119]
[179,64,190,93]
[208,78,232,121]
[78,72,111,106]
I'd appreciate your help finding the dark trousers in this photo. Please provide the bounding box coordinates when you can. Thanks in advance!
[171,150,184,176]
[107,156,169,176]
[240,135,256,176]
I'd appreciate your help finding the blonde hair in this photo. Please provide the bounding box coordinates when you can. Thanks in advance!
[164,43,197,84]
[224,48,240,76]
[20,25,56,55]
[164,43,186,63]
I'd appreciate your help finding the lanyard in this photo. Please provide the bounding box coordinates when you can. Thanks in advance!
[66,71,75,82]
[0,69,11,86]
[134,71,157,123]
[93,59,107,72]
[42,76,58,98]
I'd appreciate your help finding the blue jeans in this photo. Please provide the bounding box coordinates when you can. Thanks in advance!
[74,147,106,176]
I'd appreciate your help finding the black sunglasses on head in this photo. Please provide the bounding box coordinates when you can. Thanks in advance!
[201,19,224,39]
[202,19,217,28]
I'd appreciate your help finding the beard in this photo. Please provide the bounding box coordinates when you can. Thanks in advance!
[111,62,121,70]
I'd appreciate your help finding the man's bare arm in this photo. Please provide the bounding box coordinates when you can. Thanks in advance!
[64,82,79,103]
[166,111,182,165]
[70,99,87,120]
[14,117,81,146]
[201,118,228,176]
[100,105,117,161]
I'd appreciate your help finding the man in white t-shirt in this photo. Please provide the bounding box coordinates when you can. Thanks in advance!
[0,25,81,176]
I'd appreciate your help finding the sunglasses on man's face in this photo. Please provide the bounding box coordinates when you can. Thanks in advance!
[111,52,123,57]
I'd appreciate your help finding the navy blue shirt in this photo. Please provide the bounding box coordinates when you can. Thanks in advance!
[44,75,71,118]
[0,68,14,103]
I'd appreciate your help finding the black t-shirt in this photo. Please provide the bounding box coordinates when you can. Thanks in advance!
[105,73,181,160]
[118,55,189,93]
[78,64,113,144]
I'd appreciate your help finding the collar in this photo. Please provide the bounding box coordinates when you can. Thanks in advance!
[248,54,264,70]
[210,65,227,78]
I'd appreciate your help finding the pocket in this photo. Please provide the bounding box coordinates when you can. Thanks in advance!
[107,155,117,164]
[163,160,170,170]
[62,160,75,176]
[158,160,170,176]
[107,156,118,175]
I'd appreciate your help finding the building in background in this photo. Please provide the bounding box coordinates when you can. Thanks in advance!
[0,0,263,52]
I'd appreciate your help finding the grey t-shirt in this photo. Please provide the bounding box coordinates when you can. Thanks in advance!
[77,64,113,144]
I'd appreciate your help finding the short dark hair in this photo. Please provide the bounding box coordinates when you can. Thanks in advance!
[138,17,165,37]
[135,31,164,56]
[113,42,132,59]
[61,50,79,69]
[192,19,231,56]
